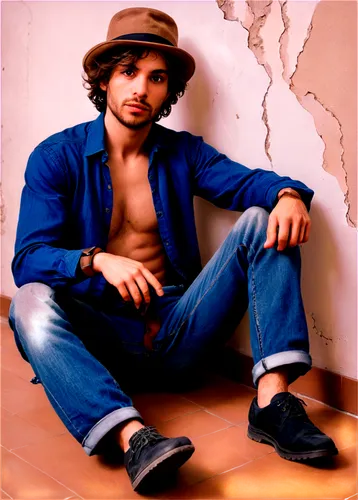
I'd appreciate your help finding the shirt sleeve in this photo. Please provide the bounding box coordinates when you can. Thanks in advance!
[191,137,314,211]
[12,145,85,288]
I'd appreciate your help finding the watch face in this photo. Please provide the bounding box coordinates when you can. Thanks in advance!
[83,246,97,256]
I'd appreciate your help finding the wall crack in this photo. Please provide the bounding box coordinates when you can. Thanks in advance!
[288,21,313,86]
[217,0,274,167]
[310,313,333,345]
[244,0,274,168]
[278,0,290,84]
[295,91,354,227]
[216,0,238,22]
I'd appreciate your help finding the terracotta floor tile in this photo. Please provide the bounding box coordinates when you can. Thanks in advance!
[183,375,256,424]
[1,323,35,381]
[157,409,231,440]
[1,407,57,451]
[13,433,144,499]
[173,445,357,499]
[1,446,77,499]
[301,396,358,450]
[161,425,274,494]
[1,406,13,422]
[1,368,49,414]
[132,392,201,425]
[16,403,68,435]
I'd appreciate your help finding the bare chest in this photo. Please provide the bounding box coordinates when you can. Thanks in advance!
[108,156,158,238]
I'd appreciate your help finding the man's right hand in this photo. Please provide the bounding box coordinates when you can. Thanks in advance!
[92,253,164,309]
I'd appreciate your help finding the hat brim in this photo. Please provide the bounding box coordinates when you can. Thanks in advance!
[83,39,195,82]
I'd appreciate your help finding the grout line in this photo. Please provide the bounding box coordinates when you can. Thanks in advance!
[295,392,358,419]
[178,450,277,491]
[345,494,358,500]
[181,394,252,427]
[1,489,13,499]
[180,395,206,409]
[161,408,202,423]
[339,444,358,452]
[7,448,82,499]
[202,408,246,426]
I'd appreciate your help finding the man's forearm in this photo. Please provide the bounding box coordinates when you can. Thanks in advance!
[12,244,84,289]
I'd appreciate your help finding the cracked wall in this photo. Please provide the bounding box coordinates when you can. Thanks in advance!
[291,1,357,228]
[1,1,357,380]
[215,0,356,379]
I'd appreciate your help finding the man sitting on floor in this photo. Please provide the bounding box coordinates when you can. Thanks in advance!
[9,7,337,494]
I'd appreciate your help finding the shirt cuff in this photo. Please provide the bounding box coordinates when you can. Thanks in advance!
[63,249,85,279]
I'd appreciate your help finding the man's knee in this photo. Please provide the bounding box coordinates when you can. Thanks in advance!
[10,283,56,350]
[236,207,269,229]
[230,207,269,245]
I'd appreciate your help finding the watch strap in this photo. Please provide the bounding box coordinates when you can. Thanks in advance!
[80,247,104,277]
[277,188,301,201]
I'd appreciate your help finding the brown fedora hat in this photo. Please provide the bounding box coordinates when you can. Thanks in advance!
[83,7,195,82]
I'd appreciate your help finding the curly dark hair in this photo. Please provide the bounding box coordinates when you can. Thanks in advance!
[83,47,187,121]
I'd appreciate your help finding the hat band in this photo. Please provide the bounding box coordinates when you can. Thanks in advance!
[113,33,175,47]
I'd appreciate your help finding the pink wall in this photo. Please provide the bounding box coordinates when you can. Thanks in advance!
[1,1,356,380]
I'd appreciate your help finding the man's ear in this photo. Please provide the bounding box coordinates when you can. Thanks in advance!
[100,81,108,92]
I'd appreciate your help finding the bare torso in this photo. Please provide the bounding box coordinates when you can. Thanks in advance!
[106,153,168,285]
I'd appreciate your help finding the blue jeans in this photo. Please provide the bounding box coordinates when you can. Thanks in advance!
[9,207,311,456]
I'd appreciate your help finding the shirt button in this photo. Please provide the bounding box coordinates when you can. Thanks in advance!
[152,188,156,194]
[165,240,169,246]
[107,184,112,190]
[105,208,110,213]
[157,211,163,218]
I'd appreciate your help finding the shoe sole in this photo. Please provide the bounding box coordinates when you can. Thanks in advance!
[248,425,338,461]
[132,444,195,492]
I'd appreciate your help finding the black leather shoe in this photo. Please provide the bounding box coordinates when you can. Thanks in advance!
[124,426,195,492]
[248,392,338,461]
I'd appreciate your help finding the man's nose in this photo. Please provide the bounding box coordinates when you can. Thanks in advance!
[132,75,148,98]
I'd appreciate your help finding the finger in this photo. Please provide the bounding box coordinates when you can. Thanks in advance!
[142,268,164,296]
[302,220,311,243]
[134,274,151,304]
[264,215,278,249]
[125,280,144,309]
[298,223,306,245]
[117,283,131,302]
[288,219,301,247]
[277,219,291,251]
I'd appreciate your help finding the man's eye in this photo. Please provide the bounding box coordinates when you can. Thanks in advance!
[123,69,134,77]
[151,75,164,83]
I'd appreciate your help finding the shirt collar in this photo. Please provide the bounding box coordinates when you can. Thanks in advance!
[146,123,171,153]
[84,113,106,157]
[84,112,171,158]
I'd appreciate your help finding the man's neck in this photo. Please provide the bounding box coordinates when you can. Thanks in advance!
[104,110,152,162]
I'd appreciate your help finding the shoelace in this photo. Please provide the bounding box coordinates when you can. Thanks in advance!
[276,394,308,418]
[130,426,163,457]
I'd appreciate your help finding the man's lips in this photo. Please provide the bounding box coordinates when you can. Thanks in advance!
[125,103,151,111]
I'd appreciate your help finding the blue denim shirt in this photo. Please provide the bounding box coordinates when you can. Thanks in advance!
[12,113,314,298]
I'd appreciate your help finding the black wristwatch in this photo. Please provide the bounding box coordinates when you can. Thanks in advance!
[80,246,103,278]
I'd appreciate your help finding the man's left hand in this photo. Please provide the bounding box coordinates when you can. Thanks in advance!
[264,195,311,251]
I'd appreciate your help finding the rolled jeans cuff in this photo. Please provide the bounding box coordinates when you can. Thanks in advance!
[252,350,312,387]
[82,406,143,456]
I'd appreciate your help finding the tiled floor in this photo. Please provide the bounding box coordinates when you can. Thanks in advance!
[1,319,357,500]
